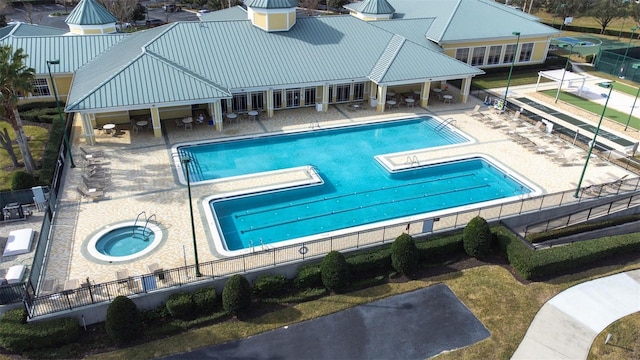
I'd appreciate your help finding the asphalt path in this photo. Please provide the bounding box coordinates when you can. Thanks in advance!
[164,284,490,360]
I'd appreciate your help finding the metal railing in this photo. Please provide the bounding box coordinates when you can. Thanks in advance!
[25,175,640,318]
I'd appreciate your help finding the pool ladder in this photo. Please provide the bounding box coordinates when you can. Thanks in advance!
[435,118,456,131]
[133,211,156,241]
[309,119,320,129]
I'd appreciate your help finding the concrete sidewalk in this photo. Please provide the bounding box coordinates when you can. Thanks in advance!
[512,269,640,359]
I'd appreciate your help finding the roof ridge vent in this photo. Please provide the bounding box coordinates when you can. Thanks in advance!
[369,34,405,83]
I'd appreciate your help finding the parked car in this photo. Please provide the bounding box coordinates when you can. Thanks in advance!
[162,4,181,12]
[145,19,165,27]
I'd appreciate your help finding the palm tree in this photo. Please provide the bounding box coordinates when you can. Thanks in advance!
[0,45,37,173]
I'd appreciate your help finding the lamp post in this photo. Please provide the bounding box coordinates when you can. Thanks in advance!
[574,85,614,198]
[620,26,638,78]
[502,31,521,110]
[625,86,640,131]
[182,158,201,277]
[46,60,75,168]
[554,43,576,103]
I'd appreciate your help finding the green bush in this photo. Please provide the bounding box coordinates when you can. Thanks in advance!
[321,251,349,291]
[416,233,464,263]
[105,296,141,345]
[463,216,492,258]
[193,286,218,314]
[294,262,322,289]
[496,227,640,280]
[20,107,59,124]
[253,274,290,298]
[17,102,58,112]
[0,309,80,352]
[526,215,640,243]
[346,248,391,277]
[11,171,36,190]
[166,292,195,319]
[222,274,252,315]
[38,115,64,185]
[391,233,418,275]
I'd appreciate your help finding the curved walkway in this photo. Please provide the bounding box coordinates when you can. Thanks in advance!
[512,269,640,359]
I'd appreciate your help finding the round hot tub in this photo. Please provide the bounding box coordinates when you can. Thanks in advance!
[87,221,163,262]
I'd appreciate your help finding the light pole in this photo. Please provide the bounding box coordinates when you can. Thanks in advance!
[182,158,201,277]
[502,31,521,110]
[574,85,614,198]
[625,86,640,131]
[46,60,75,168]
[554,43,576,103]
[620,26,638,78]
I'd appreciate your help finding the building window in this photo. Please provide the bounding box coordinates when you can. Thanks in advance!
[285,89,301,108]
[353,82,365,101]
[304,87,316,106]
[251,92,264,110]
[486,46,502,65]
[273,90,282,109]
[471,47,486,66]
[455,48,470,63]
[32,78,51,97]
[232,94,247,113]
[336,84,350,103]
[503,44,517,64]
[519,43,534,62]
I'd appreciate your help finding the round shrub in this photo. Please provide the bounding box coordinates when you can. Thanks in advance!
[193,286,218,314]
[463,216,492,258]
[222,274,252,315]
[105,296,141,345]
[11,171,36,191]
[391,233,418,275]
[166,292,195,319]
[320,251,349,291]
[253,274,289,298]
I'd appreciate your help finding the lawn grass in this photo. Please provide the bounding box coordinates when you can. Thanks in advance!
[88,256,640,359]
[472,70,554,90]
[0,121,49,191]
[589,313,640,359]
[541,89,640,131]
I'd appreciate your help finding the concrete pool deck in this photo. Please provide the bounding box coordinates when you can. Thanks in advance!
[44,88,637,288]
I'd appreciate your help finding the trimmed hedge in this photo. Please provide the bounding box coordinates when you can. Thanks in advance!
[496,228,640,280]
[391,233,418,275]
[294,262,322,289]
[222,274,252,315]
[0,308,80,352]
[105,296,141,345]
[38,114,64,185]
[166,292,196,319]
[346,248,391,277]
[321,251,349,291]
[415,233,464,263]
[193,286,218,315]
[253,274,289,298]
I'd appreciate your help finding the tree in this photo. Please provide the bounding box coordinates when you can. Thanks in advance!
[300,0,318,15]
[391,233,418,276]
[0,45,37,173]
[546,0,596,24]
[105,296,141,345]
[97,0,138,27]
[588,0,628,34]
[0,127,19,168]
[462,216,492,258]
[0,0,12,27]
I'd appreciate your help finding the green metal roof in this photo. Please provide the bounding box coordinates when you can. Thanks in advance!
[66,15,481,112]
[244,0,297,9]
[198,6,247,21]
[346,0,395,15]
[369,18,440,52]
[387,0,558,43]
[0,33,125,74]
[0,23,67,39]
[65,0,118,26]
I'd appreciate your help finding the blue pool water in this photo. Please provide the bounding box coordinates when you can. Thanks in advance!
[95,226,155,257]
[177,118,533,251]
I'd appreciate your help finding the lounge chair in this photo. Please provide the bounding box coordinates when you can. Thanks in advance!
[77,185,106,201]
[80,147,105,158]
[466,104,485,117]
[82,175,107,190]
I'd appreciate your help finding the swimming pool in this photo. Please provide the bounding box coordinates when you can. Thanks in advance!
[174,117,537,255]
